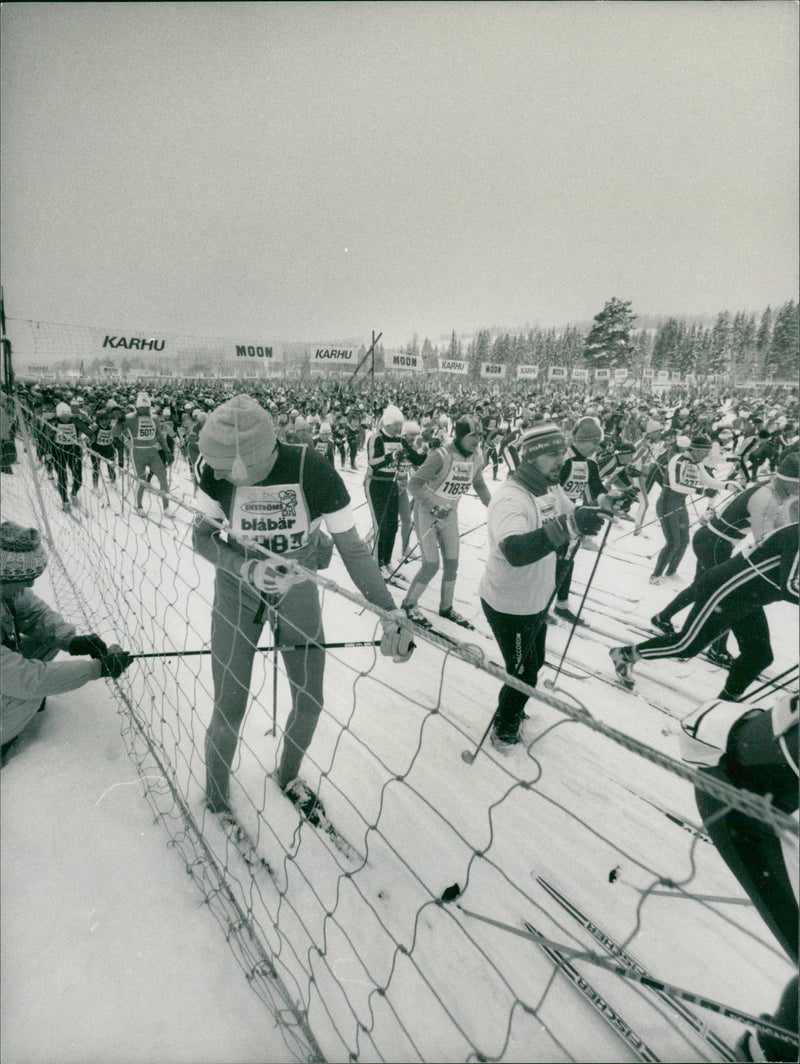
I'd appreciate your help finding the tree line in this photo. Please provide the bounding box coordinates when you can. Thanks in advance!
[402,298,799,381]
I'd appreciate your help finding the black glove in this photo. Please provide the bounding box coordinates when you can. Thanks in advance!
[99,647,133,679]
[69,634,109,659]
[569,506,606,537]
[614,487,639,514]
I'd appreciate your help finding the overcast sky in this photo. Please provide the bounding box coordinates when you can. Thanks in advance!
[1,2,797,350]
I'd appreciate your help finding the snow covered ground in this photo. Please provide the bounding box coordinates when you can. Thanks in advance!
[1,439,797,1064]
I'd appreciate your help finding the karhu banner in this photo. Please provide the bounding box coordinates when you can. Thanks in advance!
[437,359,468,375]
[516,364,539,380]
[312,346,356,364]
[480,363,507,379]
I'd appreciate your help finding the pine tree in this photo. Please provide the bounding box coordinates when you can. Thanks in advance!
[651,318,686,371]
[582,298,637,368]
[766,301,799,379]
[707,311,732,376]
[491,333,511,366]
[756,307,772,374]
[421,337,435,370]
[731,312,757,378]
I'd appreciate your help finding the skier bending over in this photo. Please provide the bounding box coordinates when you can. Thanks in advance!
[192,395,414,824]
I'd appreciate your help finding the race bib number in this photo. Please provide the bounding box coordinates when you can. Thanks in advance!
[231,482,309,555]
[434,459,474,499]
[562,460,590,500]
[677,461,701,488]
[136,418,156,442]
[96,428,113,447]
[55,422,78,445]
[534,490,559,526]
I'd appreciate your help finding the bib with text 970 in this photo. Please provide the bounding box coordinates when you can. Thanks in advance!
[561,460,590,500]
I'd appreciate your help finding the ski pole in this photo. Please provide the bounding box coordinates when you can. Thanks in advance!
[455,906,798,1047]
[131,640,382,660]
[545,518,612,691]
[749,673,799,705]
[271,612,280,737]
[742,663,798,701]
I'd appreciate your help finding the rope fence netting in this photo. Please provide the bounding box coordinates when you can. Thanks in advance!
[3,397,797,1064]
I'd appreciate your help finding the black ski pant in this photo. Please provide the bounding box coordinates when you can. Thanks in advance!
[555,555,574,606]
[347,433,359,469]
[652,496,690,578]
[696,761,798,1061]
[367,477,399,568]
[485,446,500,480]
[90,445,117,485]
[53,445,83,503]
[481,599,548,735]
[635,566,774,699]
[658,525,734,655]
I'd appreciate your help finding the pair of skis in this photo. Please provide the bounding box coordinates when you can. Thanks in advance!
[212,789,363,879]
[533,875,738,1062]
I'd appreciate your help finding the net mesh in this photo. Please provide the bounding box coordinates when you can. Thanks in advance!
[3,395,796,1063]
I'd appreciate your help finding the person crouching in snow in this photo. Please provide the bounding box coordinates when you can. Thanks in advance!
[0,522,132,764]
[192,395,414,824]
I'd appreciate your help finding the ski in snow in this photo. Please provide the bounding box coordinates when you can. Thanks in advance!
[214,812,274,877]
[622,788,713,845]
[313,812,363,864]
[536,876,737,1062]
[420,604,477,631]
[523,918,661,1062]
[281,786,364,865]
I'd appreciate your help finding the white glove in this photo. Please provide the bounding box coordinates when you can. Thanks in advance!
[428,503,451,520]
[240,558,305,596]
[380,609,415,662]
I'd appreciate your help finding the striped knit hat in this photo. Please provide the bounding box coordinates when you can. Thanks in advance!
[519,422,566,461]
[0,522,48,582]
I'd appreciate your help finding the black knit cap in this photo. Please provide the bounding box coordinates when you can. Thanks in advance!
[454,415,481,440]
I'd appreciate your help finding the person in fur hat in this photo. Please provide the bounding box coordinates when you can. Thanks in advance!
[1,522,131,764]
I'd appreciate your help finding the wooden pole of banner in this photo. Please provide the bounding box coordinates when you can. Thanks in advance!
[370,330,376,411]
[346,331,382,392]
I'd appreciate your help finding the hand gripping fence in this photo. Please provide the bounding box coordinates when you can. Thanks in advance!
[6,403,798,1064]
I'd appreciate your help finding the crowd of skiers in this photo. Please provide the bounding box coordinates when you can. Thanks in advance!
[2,374,797,1060]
